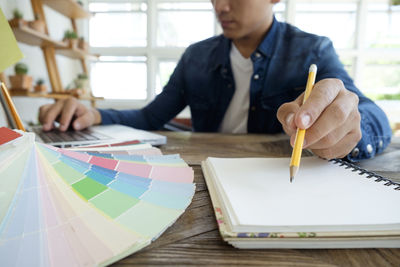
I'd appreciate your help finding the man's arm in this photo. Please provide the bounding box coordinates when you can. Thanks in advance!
[98,53,188,130]
[39,51,189,131]
[316,38,392,161]
[277,38,392,161]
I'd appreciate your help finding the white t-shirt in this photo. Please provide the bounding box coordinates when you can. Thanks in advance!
[219,44,253,133]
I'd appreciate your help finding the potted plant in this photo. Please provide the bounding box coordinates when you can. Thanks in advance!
[8,9,27,28]
[63,29,78,49]
[34,78,47,93]
[78,36,89,51]
[9,63,33,91]
[28,14,46,34]
[74,73,90,96]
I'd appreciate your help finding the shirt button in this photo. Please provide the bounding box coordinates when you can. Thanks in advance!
[254,74,259,80]
[251,106,256,111]
[367,144,373,154]
[351,147,359,158]
[255,52,261,58]
[379,140,383,148]
[227,83,232,88]
[222,68,227,74]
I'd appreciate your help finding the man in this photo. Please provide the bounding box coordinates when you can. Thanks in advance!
[39,0,392,161]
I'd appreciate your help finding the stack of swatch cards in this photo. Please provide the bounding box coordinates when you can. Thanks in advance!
[0,127,195,266]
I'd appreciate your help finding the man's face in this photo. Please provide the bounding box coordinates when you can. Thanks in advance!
[211,0,278,40]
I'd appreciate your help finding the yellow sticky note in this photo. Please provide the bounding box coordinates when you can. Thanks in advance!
[0,8,23,73]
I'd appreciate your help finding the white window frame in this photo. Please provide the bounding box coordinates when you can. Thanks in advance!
[287,0,400,90]
[88,0,218,110]
[88,0,400,110]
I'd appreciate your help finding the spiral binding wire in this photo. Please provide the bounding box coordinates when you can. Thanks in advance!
[330,159,400,191]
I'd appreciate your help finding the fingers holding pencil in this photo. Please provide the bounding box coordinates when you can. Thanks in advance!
[277,68,362,181]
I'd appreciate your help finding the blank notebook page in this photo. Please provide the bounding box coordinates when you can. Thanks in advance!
[207,157,400,233]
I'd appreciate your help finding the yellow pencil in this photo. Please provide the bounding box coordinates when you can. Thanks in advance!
[1,82,25,131]
[289,64,317,182]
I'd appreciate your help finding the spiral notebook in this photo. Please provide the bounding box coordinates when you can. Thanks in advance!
[201,157,400,248]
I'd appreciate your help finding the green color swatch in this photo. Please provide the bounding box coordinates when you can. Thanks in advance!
[90,189,140,218]
[72,177,108,200]
[0,8,24,72]
[53,161,85,184]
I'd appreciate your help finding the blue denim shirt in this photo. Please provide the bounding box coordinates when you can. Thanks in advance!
[100,18,392,161]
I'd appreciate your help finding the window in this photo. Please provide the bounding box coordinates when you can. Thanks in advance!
[295,3,357,49]
[156,60,177,94]
[89,2,147,47]
[157,2,215,47]
[366,3,400,48]
[91,56,147,99]
[89,0,216,104]
[88,0,400,113]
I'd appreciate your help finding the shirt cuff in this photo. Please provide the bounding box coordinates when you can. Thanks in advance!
[346,116,391,162]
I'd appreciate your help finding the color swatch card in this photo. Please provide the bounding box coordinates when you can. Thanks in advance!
[0,128,195,266]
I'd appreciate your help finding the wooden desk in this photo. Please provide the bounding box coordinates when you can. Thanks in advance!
[117,132,400,266]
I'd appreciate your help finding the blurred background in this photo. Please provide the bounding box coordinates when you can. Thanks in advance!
[1,0,399,133]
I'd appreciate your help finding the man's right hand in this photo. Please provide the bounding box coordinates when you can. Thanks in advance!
[39,97,101,131]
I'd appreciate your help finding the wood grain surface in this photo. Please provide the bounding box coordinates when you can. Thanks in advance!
[113,132,400,266]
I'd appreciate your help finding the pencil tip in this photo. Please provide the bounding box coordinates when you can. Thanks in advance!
[289,166,298,183]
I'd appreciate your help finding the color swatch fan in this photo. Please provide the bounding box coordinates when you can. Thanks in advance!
[0,127,195,266]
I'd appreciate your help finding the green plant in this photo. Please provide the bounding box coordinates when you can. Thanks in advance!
[392,0,400,5]
[14,63,28,75]
[63,30,78,39]
[77,73,88,79]
[12,9,23,19]
[36,78,45,85]
[77,0,84,6]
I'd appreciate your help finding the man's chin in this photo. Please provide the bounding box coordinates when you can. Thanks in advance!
[222,30,240,40]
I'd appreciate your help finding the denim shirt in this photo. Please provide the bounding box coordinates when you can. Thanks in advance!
[99,18,392,161]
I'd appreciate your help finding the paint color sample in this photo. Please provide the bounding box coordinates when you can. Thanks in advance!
[90,189,140,218]
[0,127,21,145]
[0,130,195,266]
[117,201,182,238]
[71,178,108,200]
[53,162,85,184]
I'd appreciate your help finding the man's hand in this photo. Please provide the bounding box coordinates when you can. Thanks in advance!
[39,97,101,131]
[277,78,362,159]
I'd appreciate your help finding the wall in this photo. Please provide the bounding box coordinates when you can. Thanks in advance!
[0,0,86,127]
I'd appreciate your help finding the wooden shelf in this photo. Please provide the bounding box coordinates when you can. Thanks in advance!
[12,0,99,106]
[55,47,99,61]
[11,25,66,47]
[9,90,103,101]
[42,0,91,19]
[12,25,99,60]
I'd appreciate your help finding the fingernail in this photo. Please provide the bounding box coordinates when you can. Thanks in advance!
[286,113,294,127]
[60,124,67,131]
[301,114,311,128]
[43,124,49,131]
[74,122,80,130]
[302,139,307,148]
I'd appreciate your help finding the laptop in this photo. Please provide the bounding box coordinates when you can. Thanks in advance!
[30,124,167,148]
[0,86,167,148]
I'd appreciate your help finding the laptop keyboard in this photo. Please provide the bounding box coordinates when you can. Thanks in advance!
[32,127,108,144]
